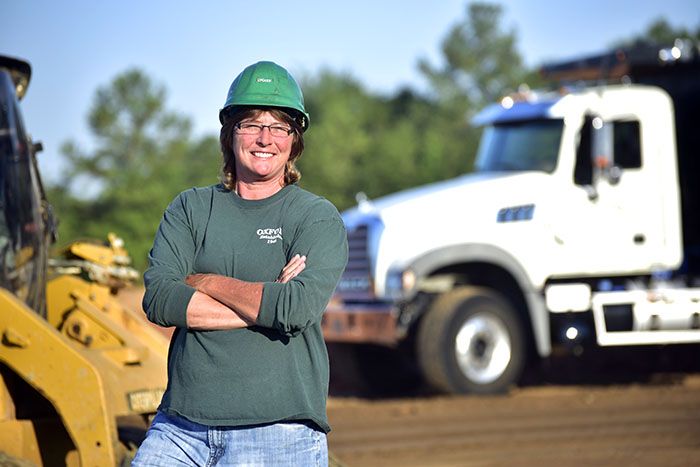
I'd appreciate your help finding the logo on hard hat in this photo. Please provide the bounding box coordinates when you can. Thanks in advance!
[256,78,272,83]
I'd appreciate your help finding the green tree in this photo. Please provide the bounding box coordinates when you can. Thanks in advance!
[298,72,475,211]
[297,70,376,210]
[49,69,221,269]
[418,3,532,113]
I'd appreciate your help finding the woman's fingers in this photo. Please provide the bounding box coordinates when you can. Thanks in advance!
[276,254,306,283]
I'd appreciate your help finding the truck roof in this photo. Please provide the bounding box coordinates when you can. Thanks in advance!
[471,98,560,126]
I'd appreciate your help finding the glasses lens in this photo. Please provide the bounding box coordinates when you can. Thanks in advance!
[236,123,260,135]
[269,126,291,137]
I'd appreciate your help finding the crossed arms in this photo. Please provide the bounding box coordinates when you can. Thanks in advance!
[184,255,306,330]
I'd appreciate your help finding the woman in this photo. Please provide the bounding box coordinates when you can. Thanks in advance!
[133,61,348,466]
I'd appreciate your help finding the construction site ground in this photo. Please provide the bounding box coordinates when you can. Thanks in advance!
[119,287,700,467]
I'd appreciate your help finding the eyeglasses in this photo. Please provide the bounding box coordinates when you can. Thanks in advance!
[235,122,293,138]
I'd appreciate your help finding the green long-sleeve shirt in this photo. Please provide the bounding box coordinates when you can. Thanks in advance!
[142,183,348,433]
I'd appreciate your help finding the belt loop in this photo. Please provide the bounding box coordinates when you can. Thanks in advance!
[207,426,224,466]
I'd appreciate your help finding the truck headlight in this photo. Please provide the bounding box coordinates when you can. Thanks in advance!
[385,269,416,299]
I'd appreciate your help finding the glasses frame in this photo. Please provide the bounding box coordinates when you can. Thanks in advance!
[234,122,294,138]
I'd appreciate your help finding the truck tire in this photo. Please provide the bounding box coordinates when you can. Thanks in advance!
[417,286,526,394]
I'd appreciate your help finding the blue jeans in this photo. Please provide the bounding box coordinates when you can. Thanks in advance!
[132,411,328,466]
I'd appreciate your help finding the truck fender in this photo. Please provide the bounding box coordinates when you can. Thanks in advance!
[407,243,550,357]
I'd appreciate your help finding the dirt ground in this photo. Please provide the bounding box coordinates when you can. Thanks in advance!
[118,287,700,467]
[327,375,700,467]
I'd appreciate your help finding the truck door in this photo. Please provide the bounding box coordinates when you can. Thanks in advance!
[569,113,666,275]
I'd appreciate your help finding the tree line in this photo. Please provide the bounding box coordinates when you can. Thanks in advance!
[46,3,699,271]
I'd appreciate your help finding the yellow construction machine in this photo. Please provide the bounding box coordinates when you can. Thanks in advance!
[0,56,169,465]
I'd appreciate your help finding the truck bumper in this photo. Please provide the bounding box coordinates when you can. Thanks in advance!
[322,301,399,346]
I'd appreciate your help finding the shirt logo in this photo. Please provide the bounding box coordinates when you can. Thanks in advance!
[257,227,282,244]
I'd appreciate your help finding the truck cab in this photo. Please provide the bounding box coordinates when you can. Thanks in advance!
[323,40,700,394]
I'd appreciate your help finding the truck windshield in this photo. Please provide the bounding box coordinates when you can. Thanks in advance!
[474,119,563,173]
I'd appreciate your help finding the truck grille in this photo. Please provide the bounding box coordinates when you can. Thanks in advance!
[336,224,375,300]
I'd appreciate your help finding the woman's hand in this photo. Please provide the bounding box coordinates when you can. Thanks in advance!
[275,254,306,283]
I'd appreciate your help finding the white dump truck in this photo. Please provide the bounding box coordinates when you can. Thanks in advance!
[322,40,700,394]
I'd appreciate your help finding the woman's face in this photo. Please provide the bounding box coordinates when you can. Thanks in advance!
[233,110,293,185]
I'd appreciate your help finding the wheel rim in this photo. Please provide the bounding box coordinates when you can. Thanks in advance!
[454,312,512,384]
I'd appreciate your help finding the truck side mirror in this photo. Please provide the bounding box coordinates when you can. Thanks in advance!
[591,117,612,177]
[591,117,622,186]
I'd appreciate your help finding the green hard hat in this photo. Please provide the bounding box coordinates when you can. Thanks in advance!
[219,61,310,131]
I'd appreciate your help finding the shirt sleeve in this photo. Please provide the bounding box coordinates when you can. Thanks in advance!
[256,215,348,337]
[141,192,197,328]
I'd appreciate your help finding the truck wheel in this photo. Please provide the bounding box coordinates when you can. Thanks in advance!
[417,286,526,394]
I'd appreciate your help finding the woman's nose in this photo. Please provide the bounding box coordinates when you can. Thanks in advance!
[256,126,273,144]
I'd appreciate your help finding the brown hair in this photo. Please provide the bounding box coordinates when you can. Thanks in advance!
[219,107,304,190]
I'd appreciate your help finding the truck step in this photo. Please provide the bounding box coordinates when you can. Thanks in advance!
[591,288,700,346]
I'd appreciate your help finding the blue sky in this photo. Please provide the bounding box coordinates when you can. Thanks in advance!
[2,0,698,182]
